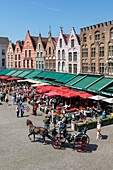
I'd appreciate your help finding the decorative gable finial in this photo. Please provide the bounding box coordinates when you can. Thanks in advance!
[60,26,63,33]
[48,25,52,37]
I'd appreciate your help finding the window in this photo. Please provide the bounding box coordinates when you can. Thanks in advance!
[73,64,77,73]
[53,62,56,69]
[42,61,44,70]
[62,62,65,71]
[2,49,5,55]
[95,31,100,41]
[17,48,19,52]
[68,52,72,61]
[37,52,39,57]
[40,52,43,57]
[62,50,65,59]
[108,45,113,57]
[15,55,17,60]
[15,61,17,68]
[18,61,21,68]
[11,55,13,60]
[31,60,33,68]
[68,64,72,73]
[60,39,62,48]
[110,28,113,39]
[73,52,77,61]
[39,44,40,50]
[11,62,13,67]
[83,34,87,42]
[49,61,52,69]
[82,63,88,73]
[99,63,104,74]
[27,60,29,68]
[2,59,5,66]
[49,47,51,54]
[23,60,25,68]
[25,50,27,57]
[29,50,31,57]
[58,50,60,60]
[91,63,96,73]
[18,54,20,60]
[36,61,39,69]
[45,61,48,69]
[99,45,104,57]
[82,48,88,57]
[91,47,96,57]
[71,39,74,47]
[58,62,60,71]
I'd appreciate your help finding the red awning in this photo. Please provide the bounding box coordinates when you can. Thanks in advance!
[7,77,21,81]
[79,92,93,99]
[0,76,9,79]
[44,92,60,97]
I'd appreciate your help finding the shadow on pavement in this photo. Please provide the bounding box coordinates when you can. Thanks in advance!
[87,143,98,153]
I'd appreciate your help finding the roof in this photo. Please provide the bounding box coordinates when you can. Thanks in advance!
[72,75,102,90]
[41,37,48,49]
[63,34,70,44]
[0,37,9,45]
[87,77,113,93]
[31,36,38,50]
[65,75,86,87]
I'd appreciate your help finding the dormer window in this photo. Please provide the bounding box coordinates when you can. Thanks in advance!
[83,34,87,42]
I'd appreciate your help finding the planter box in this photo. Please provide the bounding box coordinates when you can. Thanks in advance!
[76,123,85,132]
[101,118,110,126]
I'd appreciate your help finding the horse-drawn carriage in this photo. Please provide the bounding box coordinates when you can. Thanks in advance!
[26,119,90,152]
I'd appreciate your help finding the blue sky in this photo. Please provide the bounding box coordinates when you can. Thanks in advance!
[0,0,113,42]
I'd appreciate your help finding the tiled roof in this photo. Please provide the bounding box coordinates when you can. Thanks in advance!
[52,37,58,47]
[41,37,48,49]
[63,34,70,44]
[76,34,80,45]
[0,37,9,45]
[31,36,38,50]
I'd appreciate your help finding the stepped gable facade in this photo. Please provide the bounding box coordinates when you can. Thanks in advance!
[6,41,15,68]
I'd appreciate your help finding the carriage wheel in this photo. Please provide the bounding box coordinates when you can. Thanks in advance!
[74,142,88,152]
[81,134,90,144]
[52,138,62,149]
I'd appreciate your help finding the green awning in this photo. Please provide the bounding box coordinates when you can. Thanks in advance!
[65,75,86,87]
[24,70,42,79]
[56,73,76,83]
[6,70,17,76]
[35,71,50,78]
[105,86,113,91]
[18,70,33,78]
[0,69,12,75]
[87,77,113,93]
[11,70,24,77]
[72,75,102,90]
[48,72,65,80]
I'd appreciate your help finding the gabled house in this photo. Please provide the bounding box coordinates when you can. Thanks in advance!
[56,27,80,74]
[0,37,9,71]
[44,31,58,71]
[21,30,38,69]
[14,40,24,69]
[56,27,70,72]
[6,41,15,68]
[36,33,48,70]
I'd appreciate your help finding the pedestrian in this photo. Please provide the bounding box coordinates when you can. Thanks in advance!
[96,120,102,139]
[20,104,24,117]
[16,105,20,117]
[5,94,9,106]
[43,115,50,130]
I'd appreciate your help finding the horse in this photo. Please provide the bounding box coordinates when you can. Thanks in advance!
[26,119,49,143]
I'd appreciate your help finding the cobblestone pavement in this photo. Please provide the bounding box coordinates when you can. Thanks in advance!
[0,99,113,170]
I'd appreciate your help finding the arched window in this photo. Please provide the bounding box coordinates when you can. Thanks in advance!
[58,50,60,60]
[83,34,87,42]
[108,43,113,57]
[58,62,60,71]
[49,47,51,54]
[99,44,104,57]
[59,39,62,48]
[62,62,65,71]
[91,45,96,57]
[62,50,65,59]
[95,31,100,41]
[110,28,113,39]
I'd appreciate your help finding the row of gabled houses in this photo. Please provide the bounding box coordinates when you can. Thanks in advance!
[1,20,113,75]
[6,27,80,74]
